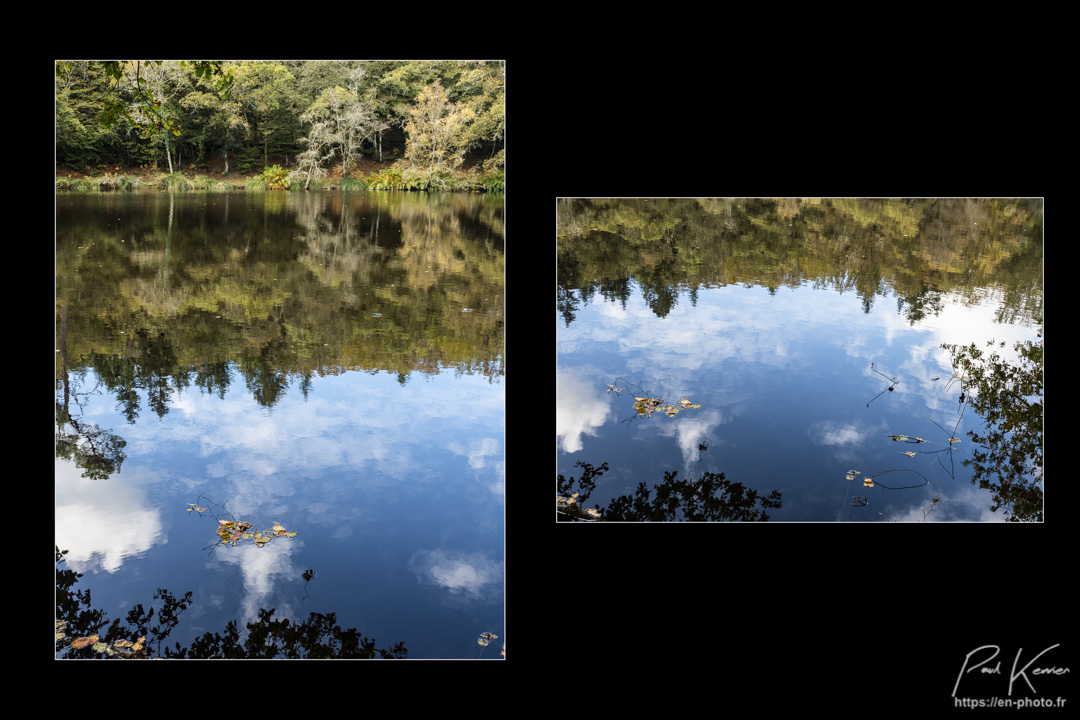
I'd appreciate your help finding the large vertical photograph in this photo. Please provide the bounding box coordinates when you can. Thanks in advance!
[55,60,505,658]
[557,198,1042,522]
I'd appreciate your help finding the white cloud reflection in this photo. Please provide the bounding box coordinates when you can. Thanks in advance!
[556,367,612,453]
[408,549,503,606]
[55,459,164,574]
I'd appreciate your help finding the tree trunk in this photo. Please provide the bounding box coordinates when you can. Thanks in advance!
[165,132,174,174]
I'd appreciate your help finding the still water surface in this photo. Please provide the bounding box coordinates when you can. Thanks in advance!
[56,190,504,658]
[557,198,1042,522]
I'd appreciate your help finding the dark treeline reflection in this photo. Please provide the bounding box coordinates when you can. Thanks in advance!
[55,547,408,659]
[557,198,1042,327]
[557,461,782,522]
[942,337,1043,521]
[56,191,503,477]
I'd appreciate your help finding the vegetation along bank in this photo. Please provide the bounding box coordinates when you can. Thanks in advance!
[55,60,505,193]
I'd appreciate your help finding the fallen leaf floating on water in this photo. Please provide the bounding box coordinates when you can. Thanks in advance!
[193,499,298,548]
[71,635,99,650]
[949,438,962,443]
[888,434,929,443]
[863,478,875,488]
[901,451,917,457]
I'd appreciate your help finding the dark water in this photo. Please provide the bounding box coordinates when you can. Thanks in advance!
[557,198,1042,522]
[56,190,504,658]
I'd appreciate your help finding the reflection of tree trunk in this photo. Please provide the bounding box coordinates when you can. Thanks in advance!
[59,305,69,415]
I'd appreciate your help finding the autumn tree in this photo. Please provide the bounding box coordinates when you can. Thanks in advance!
[296,67,388,183]
[293,118,336,190]
[451,61,505,172]
[402,82,476,174]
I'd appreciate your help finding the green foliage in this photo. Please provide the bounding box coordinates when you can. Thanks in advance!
[261,163,290,190]
[364,165,427,191]
[54,60,503,194]
[67,177,97,192]
[236,146,262,174]
[160,172,195,191]
[339,175,365,191]
[480,170,504,193]
[115,174,142,191]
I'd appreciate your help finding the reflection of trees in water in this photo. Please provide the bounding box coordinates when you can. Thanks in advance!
[55,193,503,420]
[56,305,127,479]
[557,198,1042,326]
[943,334,1043,521]
[54,410,126,480]
[557,461,782,522]
[55,547,409,659]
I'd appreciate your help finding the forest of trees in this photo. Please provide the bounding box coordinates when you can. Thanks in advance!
[55,60,505,192]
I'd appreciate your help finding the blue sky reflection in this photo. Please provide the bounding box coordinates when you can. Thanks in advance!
[557,279,1038,521]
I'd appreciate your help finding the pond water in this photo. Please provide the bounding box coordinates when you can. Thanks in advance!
[56,189,504,658]
[557,198,1042,522]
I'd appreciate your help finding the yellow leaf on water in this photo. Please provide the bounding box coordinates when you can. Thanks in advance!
[901,451,916,457]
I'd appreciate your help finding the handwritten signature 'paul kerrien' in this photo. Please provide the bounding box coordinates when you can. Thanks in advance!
[953,644,1070,697]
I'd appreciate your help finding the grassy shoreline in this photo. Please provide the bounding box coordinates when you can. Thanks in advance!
[55,155,503,193]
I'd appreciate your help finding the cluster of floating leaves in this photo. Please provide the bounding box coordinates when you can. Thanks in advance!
[556,492,602,518]
[188,503,297,548]
[630,395,702,419]
[606,379,701,420]
[58,620,146,658]
[478,631,504,656]
[845,469,875,488]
